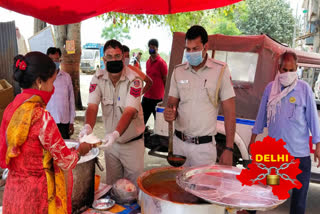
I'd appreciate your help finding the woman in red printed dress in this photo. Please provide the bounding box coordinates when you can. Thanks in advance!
[0,52,92,214]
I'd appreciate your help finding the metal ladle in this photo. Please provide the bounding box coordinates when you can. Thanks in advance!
[167,121,186,167]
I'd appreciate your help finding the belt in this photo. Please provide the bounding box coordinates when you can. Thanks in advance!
[127,133,143,143]
[174,130,212,145]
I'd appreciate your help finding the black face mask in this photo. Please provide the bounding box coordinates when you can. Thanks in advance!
[107,60,123,73]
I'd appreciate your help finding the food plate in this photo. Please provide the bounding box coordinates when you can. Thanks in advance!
[92,198,115,211]
[64,139,99,164]
[176,165,286,211]
[64,139,79,149]
[79,133,102,145]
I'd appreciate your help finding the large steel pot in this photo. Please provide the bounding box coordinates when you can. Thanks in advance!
[137,166,225,214]
[65,140,100,214]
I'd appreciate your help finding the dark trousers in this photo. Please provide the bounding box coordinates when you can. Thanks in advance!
[290,156,311,214]
[57,123,70,139]
[141,97,162,125]
[246,157,311,214]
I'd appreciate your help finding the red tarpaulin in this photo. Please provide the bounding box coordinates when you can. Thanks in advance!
[0,0,242,25]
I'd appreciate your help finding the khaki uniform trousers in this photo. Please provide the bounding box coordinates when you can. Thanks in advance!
[173,135,217,167]
[104,138,145,186]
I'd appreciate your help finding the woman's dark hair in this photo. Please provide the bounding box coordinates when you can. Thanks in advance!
[103,39,123,53]
[185,25,208,45]
[148,39,159,48]
[13,51,56,89]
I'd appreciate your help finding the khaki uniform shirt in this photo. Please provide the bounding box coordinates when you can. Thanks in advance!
[88,67,145,143]
[169,57,235,137]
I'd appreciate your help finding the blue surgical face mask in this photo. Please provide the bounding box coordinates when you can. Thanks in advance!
[54,62,60,70]
[185,50,203,66]
[149,48,156,55]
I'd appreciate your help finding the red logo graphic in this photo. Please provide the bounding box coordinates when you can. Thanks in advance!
[89,84,97,93]
[134,80,140,87]
[130,87,141,98]
[237,136,302,200]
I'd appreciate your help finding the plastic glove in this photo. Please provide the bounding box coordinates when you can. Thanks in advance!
[100,131,120,150]
[79,124,93,139]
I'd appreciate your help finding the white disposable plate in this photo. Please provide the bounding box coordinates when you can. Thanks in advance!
[64,139,99,164]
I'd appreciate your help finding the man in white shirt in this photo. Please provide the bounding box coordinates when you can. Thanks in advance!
[46,47,76,139]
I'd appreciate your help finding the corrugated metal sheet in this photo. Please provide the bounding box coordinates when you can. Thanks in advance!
[0,21,19,95]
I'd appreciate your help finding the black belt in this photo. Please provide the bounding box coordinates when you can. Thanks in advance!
[128,133,143,143]
[175,130,212,144]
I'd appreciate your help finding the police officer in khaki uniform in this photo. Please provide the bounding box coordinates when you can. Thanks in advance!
[164,25,236,166]
[80,40,145,186]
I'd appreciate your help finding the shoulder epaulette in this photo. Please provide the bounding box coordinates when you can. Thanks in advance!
[209,58,226,67]
[95,69,105,78]
[174,62,188,69]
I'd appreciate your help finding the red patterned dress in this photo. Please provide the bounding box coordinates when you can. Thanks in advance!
[0,92,79,214]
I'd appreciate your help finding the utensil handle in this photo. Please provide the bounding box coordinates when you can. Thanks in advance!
[168,121,173,155]
[96,158,104,171]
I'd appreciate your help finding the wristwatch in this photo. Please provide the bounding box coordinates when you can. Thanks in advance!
[224,146,234,152]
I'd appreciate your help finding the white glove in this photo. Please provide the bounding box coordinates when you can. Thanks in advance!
[79,124,93,139]
[100,131,120,150]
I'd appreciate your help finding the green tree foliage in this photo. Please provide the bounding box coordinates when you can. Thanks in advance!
[203,14,242,36]
[100,13,165,28]
[235,0,295,45]
[164,11,207,33]
[99,5,240,35]
[99,0,295,45]
[101,23,131,42]
[208,17,242,35]
[204,2,247,36]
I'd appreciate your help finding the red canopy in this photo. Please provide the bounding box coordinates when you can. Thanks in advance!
[0,0,242,25]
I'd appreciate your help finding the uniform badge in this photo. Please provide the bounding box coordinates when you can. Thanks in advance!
[89,84,97,93]
[289,97,296,103]
[134,80,140,87]
[130,87,141,98]
[178,80,188,84]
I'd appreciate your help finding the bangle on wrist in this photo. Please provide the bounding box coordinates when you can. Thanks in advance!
[224,146,234,152]
[76,150,81,160]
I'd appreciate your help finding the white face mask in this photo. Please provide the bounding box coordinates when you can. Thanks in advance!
[124,58,130,66]
[185,50,203,66]
[279,72,297,87]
